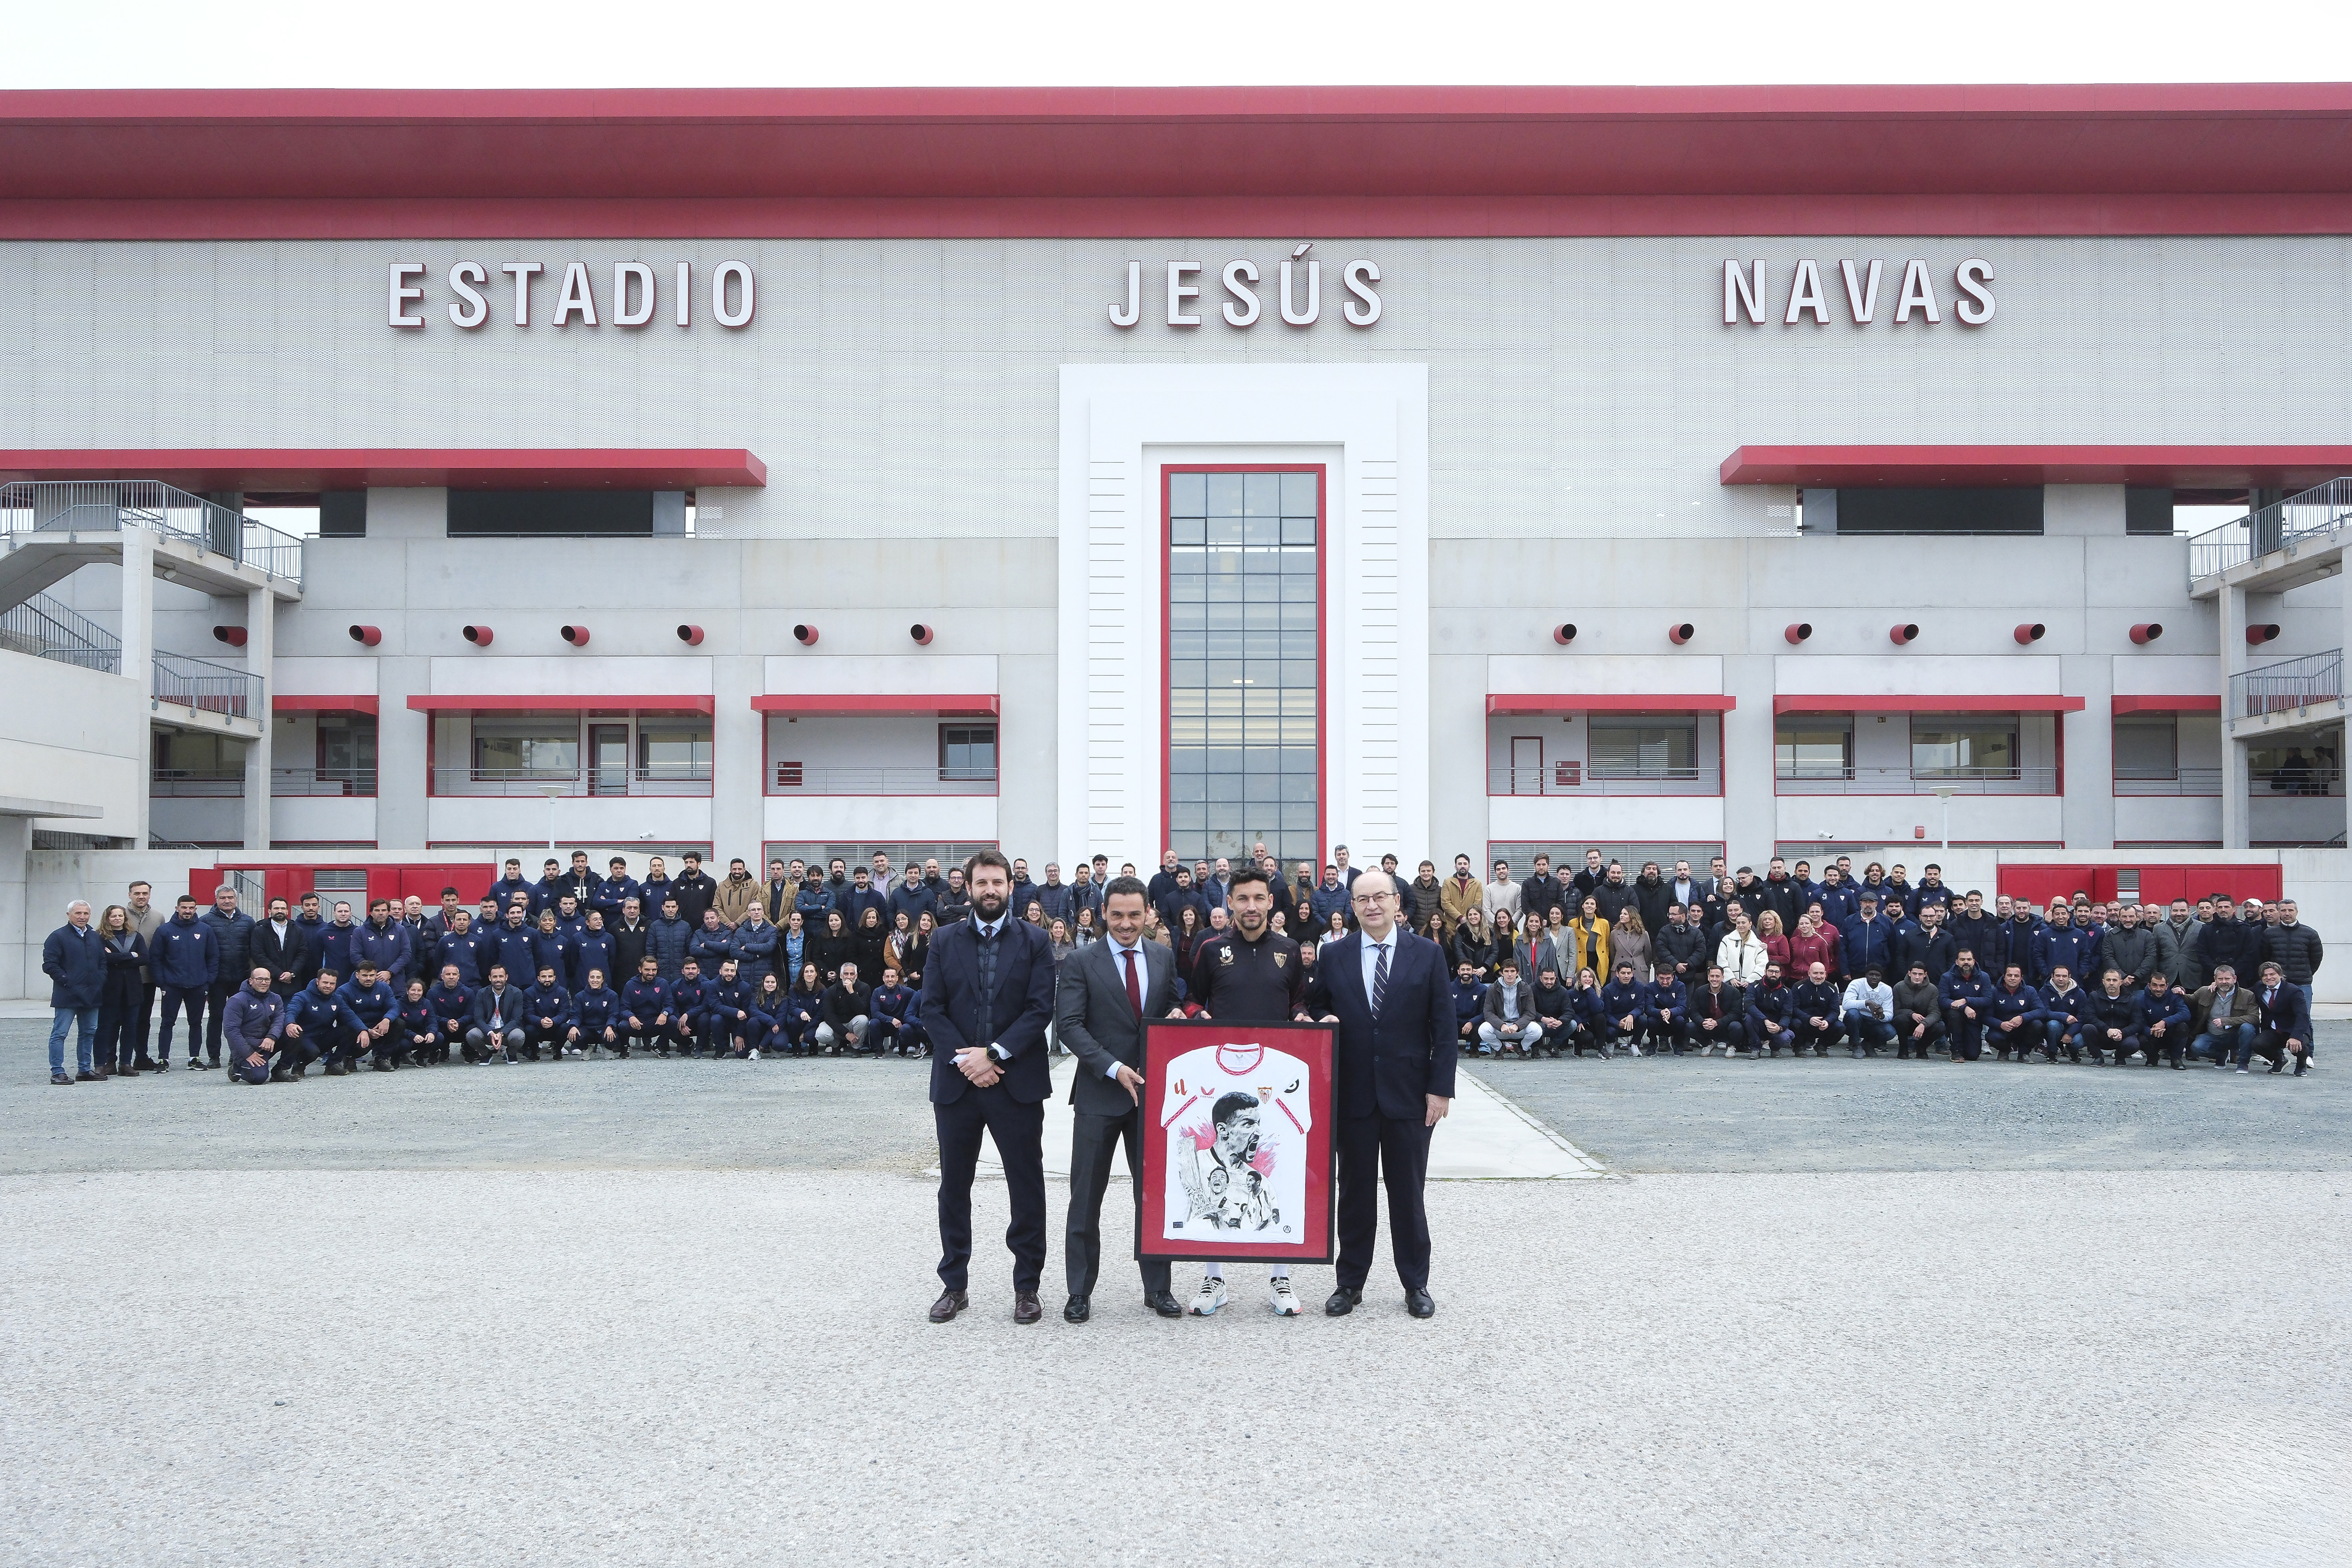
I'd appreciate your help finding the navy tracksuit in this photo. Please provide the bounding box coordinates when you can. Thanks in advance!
[1937,968,1996,1061]
[620,977,674,1052]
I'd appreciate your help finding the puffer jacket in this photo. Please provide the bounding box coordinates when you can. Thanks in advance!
[2262,921,2324,986]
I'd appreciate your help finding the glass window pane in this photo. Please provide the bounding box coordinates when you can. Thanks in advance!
[1280,472,1318,516]
[1775,720,1852,777]
[1912,722,2018,778]
[1244,473,1281,516]
[1281,517,1316,546]
[1169,472,1206,517]
[1170,518,1206,547]
[1207,517,1243,547]
[1245,515,1281,547]
[1207,474,1244,516]
[1589,723,1693,778]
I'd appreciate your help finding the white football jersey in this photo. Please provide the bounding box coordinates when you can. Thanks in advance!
[1159,1040,1314,1245]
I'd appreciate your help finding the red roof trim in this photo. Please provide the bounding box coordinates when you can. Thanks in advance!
[753,694,1000,718]
[1775,694,2086,713]
[8,86,2352,239]
[0,449,766,491]
[272,695,378,715]
[1721,445,2352,490]
[406,695,714,714]
[2113,694,2223,714]
[1487,693,1735,715]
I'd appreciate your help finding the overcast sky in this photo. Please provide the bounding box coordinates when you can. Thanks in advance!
[15,0,2349,87]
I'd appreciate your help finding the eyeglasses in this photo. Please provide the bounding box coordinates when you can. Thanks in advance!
[1351,892,1394,908]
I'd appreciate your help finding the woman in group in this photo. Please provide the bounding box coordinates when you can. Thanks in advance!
[1171,903,1206,978]
[885,909,932,988]
[783,961,828,1054]
[1024,898,1047,929]
[1451,905,1496,980]
[1788,910,1838,980]
[854,905,889,982]
[1568,966,1606,1057]
[1071,905,1099,946]
[1325,908,1348,944]
[1267,909,1288,936]
[812,908,853,985]
[1610,907,1654,984]
[749,969,792,1056]
[1519,912,1559,990]
[1756,909,1792,976]
[778,909,808,988]
[94,903,148,1078]
[1565,896,1612,989]
[1047,917,1078,967]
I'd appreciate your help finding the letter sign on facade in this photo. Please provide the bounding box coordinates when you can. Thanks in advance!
[1724,256,1996,328]
[380,258,755,330]
[1109,250,1381,330]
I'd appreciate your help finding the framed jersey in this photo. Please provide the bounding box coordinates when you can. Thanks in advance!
[1136,1019,1336,1265]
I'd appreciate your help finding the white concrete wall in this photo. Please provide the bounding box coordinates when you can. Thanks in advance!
[0,652,147,835]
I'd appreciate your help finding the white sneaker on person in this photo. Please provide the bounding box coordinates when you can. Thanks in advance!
[1189,1278,1228,1316]
[747,1048,760,1061]
[1269,1276,1301,1316]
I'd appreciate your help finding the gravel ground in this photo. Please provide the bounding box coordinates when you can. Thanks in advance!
[4,1021,2347,1566]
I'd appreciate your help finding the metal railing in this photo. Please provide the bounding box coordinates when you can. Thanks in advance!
[150,765,379,798]
[0,591,122,674]
[153,649,262,719]
[0,478,304,587]
[769,764,1000,795]
[2233,647,2343,719]
[2114,767,2224,797]
[431,765,713,798]
[150,769,244,797]
[2187,475,2352,582]
[1486,766,1713,797]
[274,765,377,797]
[1775,765,2059,795]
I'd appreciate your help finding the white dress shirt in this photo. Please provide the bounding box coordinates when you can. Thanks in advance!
[1359,929,1397,1005]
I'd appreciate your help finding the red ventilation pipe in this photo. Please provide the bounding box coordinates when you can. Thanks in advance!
[1783,623,1812,643]
[348,625,381,646]
[793,624,819,646]
[910,624,934,645]
[1667,622,1694,646]
[212,625,247,647]
[2248,624,2283,645]
[2014,623,2046,644]
[1552,623,1577,645]
[560,624,590,646]
[677,624,704,646]
[462,624,493,646]
[2129,623,2163,644]
[1890,622,1920,645]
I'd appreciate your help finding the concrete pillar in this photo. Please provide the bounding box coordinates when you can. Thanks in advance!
[0,815,30,999]
[120,527,155,848]
[241,585,273,851]
[2059,652,2115,851]
[1721,651,1777,866]
[2220,582,2250,849]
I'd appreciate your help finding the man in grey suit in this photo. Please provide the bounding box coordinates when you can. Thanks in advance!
[1055,875,1188,1323]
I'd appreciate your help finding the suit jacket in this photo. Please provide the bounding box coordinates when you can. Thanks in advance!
[1301,928,1456,1121]
[1056,937,1178,1117]
[252,919,313,991]
[921,916,1059,1106]
[2254,983,2312,1042]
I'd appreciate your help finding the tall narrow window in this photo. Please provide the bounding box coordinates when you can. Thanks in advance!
[1166,469,1320,863]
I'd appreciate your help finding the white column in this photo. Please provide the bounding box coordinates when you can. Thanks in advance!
[119,527,156,848]
[0,815,30,999]
[241,585,273,851]
[2220,582,2250,850]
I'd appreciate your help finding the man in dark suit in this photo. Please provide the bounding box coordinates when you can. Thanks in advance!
[920,850,1059,1323]
[1055,875,1187,1323]
[1299,868,1455,1319]
[2244,960,2313,1075]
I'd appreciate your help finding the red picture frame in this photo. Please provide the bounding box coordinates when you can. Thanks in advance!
[1136,1019,1336,1264]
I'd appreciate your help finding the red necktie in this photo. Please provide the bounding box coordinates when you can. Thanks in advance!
[1124,947,1143,1016]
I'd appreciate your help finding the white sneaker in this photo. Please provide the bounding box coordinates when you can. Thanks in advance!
[747,1048,760,1061]
[1269,1277,1301,1316]
[1189,1278,1228,1316]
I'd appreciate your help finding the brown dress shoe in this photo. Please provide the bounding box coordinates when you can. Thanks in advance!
[1012,1290,1042,1325]
[928,1289,968,1323]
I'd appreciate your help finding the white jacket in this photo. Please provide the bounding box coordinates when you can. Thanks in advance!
[1716,931,1769,984]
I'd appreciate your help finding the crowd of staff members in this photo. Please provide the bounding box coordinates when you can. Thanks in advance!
[37,844,2324,1083]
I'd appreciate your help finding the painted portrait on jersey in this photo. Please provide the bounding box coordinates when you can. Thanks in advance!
[1138,1020,1335,1264]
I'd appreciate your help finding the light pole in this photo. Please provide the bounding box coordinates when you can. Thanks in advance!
[1932,786,1957,851]
[538,781,562,853]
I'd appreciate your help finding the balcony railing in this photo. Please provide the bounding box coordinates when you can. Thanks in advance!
[1775,765,2059,795]
[153,649,262,720]
[2114,767,2224,797]
[2233,648,2343,720]
[431,765,712,798]
[154,766,380,798]
[769,764,1000,796]
[1486,765,1713,797]
[0,478,304,588]
[150,769,244,797]
[2187,475,2352,582]
[0,592,121,674]
[276,765,377,797]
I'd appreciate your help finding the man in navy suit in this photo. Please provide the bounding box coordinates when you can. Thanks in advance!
[2243,959,2314,1075]
[1300,868,1456,1319]
[920,850,1059,1324]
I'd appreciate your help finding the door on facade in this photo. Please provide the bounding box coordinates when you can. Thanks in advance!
[1510,736,1543,795]
[588,724,630,797]
[316,718,377,797]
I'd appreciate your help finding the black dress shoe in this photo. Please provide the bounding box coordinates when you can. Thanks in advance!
[1063,1295,1090,1323]
[1013,1291,1043,1325]
[928,1290,968,1323]
[1406,1288,1436,1318]
[1324,1287,1362,1316]
[1147,1289,1183,1318]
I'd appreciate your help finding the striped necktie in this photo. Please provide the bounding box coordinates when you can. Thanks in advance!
[1371,940,1390,1017]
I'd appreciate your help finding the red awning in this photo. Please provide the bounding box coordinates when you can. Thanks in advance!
[406,694,714,714]
[1719,444,2352,491]
[0,448,766,491]
[1774,694,2086,714]
[272,695,378,715]
[753,694,999,718]
[1487,693,1734,715]
[2113,694,2223,714]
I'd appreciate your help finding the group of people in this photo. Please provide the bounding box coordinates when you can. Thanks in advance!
[37,844,2324,1085]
